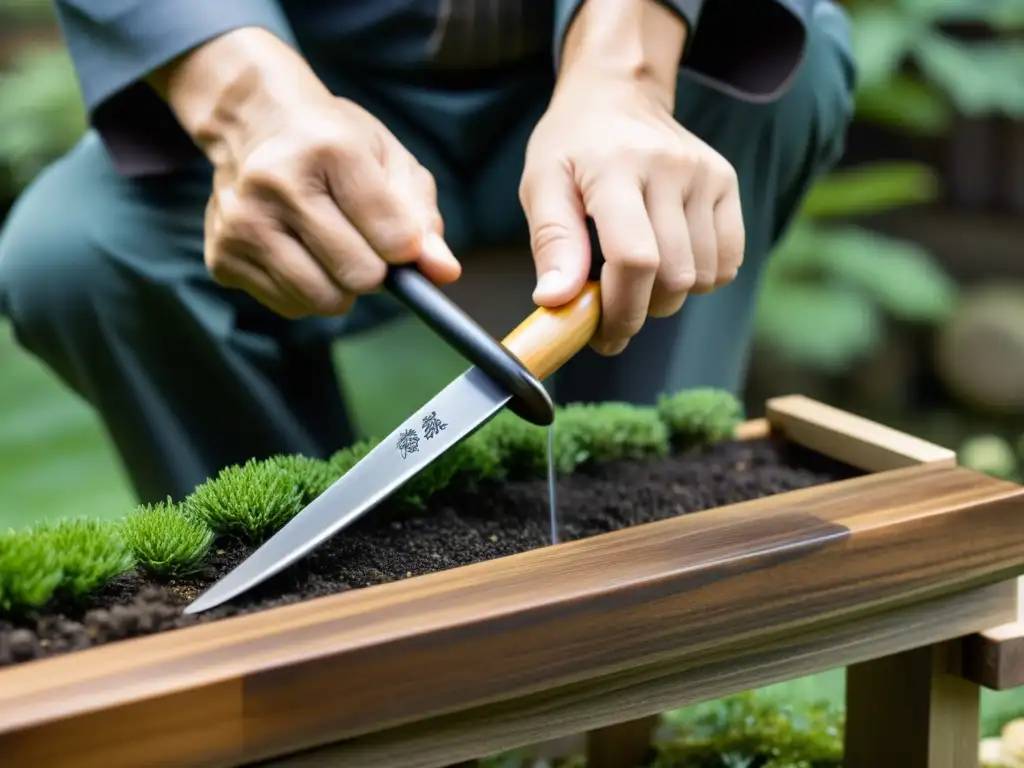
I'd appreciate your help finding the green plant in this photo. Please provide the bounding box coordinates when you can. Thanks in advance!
[850,0,1024,132]
[0,46,87,196]
[754,0,1024,375]
[0,527,63,613]
[0,518,134,613]
[36,518,134,599]
[655,692,844,767]
[184,459,305,544]
[556,403,670,467]
[657,388,744,449]
[264,454,338,504]
[121,500,215,578]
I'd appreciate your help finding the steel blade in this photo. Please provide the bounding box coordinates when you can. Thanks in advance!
[184,365,511,614]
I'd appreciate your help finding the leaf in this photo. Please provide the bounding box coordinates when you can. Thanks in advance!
[814,226,959,322]
[763,221,826,275]
[846,5,923,88]
[913,35,1024,116]
[754,280,884,374]
[799,162,940,220]
[854,73,953,136]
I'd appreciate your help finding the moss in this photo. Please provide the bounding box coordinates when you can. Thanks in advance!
[657,388,744,449]
[0,386,742,608]
[328,438,379,478]
[121,499,215,578]
[184,459,304,544]
[473,410,550,479]
[396,429,504,508]
[556,403,669,469]
[0,528,63,613]
[0,518,134,614]
[37,518,135,601]
[264,454,337,503]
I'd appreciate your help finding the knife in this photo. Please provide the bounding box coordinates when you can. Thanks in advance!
[184,254,603,614]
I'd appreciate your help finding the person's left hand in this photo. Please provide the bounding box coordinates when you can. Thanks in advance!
[519,70,745,356]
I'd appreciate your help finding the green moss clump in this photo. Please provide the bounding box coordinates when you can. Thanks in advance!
[184,459,304,544]
[328,438,379,478]
[121,499,215,578]
[264,454,337,503]
[396,428,504,508]
[0,518,134,613]
[0,528,63,613]
[657,388,743,449]
[35,518,135,601]
[555,403,669,470]
[473,410,550,479]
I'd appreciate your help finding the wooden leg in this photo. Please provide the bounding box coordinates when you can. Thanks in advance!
[585,715,660,768]
[845,642,980,768]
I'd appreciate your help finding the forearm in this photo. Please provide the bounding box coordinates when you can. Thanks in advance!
[146,27,328,166]
[558,0,688,109]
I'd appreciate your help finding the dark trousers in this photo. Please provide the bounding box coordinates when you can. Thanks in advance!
[0,14,854,504]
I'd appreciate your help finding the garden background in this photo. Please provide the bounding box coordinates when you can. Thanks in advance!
[3,0,1024,751]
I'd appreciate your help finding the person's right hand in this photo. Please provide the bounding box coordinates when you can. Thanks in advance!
[151,28,460,319]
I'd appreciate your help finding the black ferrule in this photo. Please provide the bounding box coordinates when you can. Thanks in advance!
[383,266,555,426]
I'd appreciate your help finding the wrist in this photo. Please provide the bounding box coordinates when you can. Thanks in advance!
[558,0,687,110]
[148,27,329,166]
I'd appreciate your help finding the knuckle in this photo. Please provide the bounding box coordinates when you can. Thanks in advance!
[205,253,233,285]
[308,290,348,316]
[374,222,422,263]
[311,136,361,168]
[615,249,660,272]
[338,259,387,295]
[659,269,696,296]
[218,208,265,250]
[238,156,295,202]
[529,219,574,256]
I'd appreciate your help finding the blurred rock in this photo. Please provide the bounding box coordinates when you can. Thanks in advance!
[981,736,1006,766]
[958,434,1018,480]
[1002,718,1024,766]
[935,283,1024,415]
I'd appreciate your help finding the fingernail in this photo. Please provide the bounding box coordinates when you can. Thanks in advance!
[422,232,459,268]
[534,270,568,299]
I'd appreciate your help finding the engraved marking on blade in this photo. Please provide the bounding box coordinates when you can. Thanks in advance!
[422,411,448,440]
[397,428,420,459]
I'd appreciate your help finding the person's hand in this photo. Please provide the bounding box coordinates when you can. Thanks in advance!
[152,28,460,319]
[520,58,744,356]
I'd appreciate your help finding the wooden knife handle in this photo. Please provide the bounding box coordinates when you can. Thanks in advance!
[501,281,601,381]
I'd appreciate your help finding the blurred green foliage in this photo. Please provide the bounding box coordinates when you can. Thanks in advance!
[755,0,1024,374]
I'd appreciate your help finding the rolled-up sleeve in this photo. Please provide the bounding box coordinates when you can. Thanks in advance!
[553,0,813,104]
[53,0,299,175]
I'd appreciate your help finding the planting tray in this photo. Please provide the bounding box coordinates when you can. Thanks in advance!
[2,395,1024,768]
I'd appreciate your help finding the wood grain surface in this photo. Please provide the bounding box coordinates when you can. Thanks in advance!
[766,395,957,472]
[2,460,1023,767]
[501,281,601,381]
[249,582,1018,768]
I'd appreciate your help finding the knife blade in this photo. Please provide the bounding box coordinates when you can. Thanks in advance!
[184,276,602,614]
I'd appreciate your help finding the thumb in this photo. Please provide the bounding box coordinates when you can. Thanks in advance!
[521,165,590,307]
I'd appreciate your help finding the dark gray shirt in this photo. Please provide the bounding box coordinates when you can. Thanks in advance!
[52,0,829,175]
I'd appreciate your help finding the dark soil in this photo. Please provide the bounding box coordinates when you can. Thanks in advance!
[0,438,859,668]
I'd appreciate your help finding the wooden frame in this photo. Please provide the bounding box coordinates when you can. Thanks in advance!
[1,395,1022,768]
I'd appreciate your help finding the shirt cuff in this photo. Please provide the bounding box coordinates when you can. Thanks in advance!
[553,0,809,104]
[53,0,298,176]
